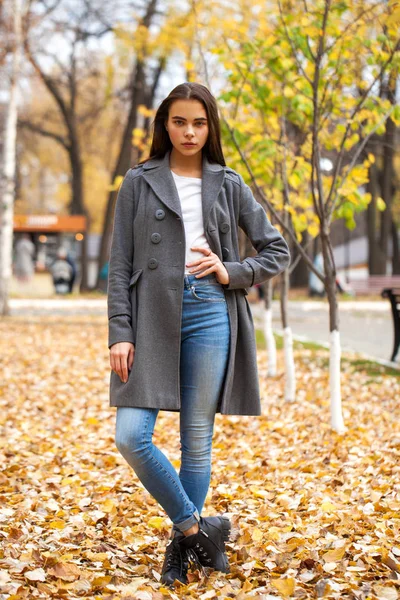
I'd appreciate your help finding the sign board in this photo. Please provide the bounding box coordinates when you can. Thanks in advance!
[14,214,87,232]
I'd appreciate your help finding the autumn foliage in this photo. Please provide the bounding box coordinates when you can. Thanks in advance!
[1,314,399,598]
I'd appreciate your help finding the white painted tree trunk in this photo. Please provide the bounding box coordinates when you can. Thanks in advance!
[280,268,296,402]
[330,329,345,432]
[320,231,346,433]
[0,0,23,315]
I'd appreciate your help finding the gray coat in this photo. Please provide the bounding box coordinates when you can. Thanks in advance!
[107,149,290,415]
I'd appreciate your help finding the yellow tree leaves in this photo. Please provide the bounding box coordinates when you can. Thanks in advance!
[202,0,399,242]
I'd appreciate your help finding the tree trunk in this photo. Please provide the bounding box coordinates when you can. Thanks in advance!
[392,220,400,275]
[263,279,277,377]
[290,230,310,288]
[66,128,90,290]
[96,0,160,288]
[280,264,296,402]
[320,231,345,433]
[366,162,382,275]
[0,0,22,316]
[378,72,397,275]
[96,65,145,290]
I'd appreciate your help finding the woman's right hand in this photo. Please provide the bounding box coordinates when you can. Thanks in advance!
[110,342,135,383]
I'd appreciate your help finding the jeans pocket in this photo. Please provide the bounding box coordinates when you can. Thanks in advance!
[190,282,226,303]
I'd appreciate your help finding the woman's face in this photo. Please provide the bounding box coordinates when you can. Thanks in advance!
[165,99,209,157]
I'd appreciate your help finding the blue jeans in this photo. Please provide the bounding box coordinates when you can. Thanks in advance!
[115,273,230,534]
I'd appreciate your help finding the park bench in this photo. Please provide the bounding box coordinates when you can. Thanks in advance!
[381,288,400,362]
[348,275,400,296]
[348,276,400,362]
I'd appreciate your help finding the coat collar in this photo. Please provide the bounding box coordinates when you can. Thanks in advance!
[141,149,226,228]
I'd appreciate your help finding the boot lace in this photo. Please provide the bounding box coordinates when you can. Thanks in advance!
[164,539,188,574]
[186,547,209,578]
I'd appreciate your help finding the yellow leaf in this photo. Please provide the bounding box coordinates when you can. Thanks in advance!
[48,520,66,529]
[132,128,144,138]
[377,197,386,211]
[108,175,123,192]
[252,527,264,541]
[271,576,296,597]
[308,223,319,238]
[283,86,295,98]
[321,500,336,512]
[102,499,116,513]
[92,575,113,587]
[148,516,166,530]
[323,546,346,562]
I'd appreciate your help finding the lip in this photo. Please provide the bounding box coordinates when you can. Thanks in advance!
[182,143,197,146]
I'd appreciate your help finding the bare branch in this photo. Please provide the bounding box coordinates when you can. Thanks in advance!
[18,118,70,149]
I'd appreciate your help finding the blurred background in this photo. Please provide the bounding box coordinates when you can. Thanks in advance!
[0,0,399,300]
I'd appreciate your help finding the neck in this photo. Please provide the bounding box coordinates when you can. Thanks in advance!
[169,148,203,176]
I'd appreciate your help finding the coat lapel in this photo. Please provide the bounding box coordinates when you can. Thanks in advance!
[142,149,226,231]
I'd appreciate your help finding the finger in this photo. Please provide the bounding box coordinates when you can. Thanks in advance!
[187,258,207,267]
[189,258,215,273]
[116,354,127,382]
[188,255,216,268]
[128,345,135,370]
[120,354,128,382]
[195,265,217,278]
[114,354,122,379]
[190,246,211,254]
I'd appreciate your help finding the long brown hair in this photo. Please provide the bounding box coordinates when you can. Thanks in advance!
[138,82,226,166]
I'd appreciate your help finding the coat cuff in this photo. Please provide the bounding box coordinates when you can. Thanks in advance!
[221,259,254,290]
[108,314,135,349]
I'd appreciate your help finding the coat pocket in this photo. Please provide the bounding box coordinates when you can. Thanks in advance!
[129,269,143,289]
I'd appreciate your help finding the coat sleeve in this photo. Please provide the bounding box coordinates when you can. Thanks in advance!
[107,169,136,349]
[222,175,291,290]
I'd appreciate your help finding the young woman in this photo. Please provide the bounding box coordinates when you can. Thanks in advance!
[107,82,290,586]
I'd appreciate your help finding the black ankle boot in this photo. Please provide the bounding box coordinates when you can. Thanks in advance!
[177,515,231,574]
[160,531,189,586]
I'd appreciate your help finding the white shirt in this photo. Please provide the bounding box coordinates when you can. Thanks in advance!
[171,170,211,275]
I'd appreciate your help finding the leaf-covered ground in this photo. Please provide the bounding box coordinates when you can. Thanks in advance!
[0,314,399,600]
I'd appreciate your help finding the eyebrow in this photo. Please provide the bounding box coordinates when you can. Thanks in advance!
[171,115,207,121]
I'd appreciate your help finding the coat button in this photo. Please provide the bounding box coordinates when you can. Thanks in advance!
[155,209,165,220]
[222,247,230,259]
[220,222,230,233]
[148,258,158,269]
[151,232,161,244]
